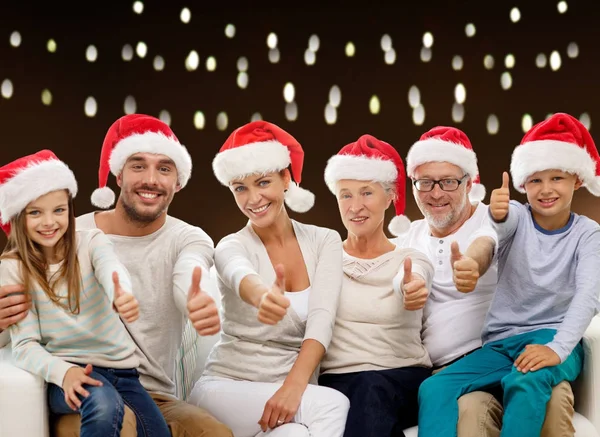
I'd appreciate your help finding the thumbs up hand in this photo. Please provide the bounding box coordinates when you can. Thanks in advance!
[187,267,221,336]
[451,242,480,293]
[490,172,511,221]
[113,271,139,323]
[402,257,429,311]
[257,264,291,325]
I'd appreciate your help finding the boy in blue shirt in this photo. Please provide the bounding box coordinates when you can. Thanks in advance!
[418,113,600,437]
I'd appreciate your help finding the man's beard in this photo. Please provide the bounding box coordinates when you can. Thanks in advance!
[417,193,468,230]
[121,190,169,224]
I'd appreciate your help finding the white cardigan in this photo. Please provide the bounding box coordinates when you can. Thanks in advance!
[203,220,343,383]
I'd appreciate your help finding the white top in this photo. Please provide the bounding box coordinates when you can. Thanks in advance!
[203,220,343,383]
[321,246,434,374]
[76,213,214,397]
[1,229,137,387]
[396,202,498,367]
[286,287,311,322]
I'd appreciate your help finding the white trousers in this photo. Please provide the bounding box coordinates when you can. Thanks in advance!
[188,376,350,437]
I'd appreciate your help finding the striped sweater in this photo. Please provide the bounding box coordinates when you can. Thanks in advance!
[0,228,138,387]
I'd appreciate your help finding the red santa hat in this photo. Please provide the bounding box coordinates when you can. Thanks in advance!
[91,114,192,209]
[511,112,600,196]
[0,149,78,235]
[324,134,410,236]
[212,120,315,213]
[406,126,486,202]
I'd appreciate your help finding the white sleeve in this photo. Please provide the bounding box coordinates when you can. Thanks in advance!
[172,226,215,315]
[214,234,259,298]
[304,229,343,350]
[88,231,133,303]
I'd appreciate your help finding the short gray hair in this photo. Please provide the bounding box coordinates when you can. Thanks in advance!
[378,180,397,202]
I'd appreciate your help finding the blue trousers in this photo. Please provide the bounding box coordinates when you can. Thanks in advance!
[417,329,583,437]
[48,365,170,437]
[319,366,431,437]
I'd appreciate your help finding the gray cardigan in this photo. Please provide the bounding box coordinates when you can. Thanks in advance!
[203,220,343,383]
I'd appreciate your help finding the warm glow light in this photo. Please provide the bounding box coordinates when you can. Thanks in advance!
[225,24,236,38]
[133,1,144,14]
[124,96,137,114]
[86,45,98,62]
[329,85,341,108]
[1,79,13,99]
[267,33,278,49]
[9,31,21,48]
[136,42,147,58]
[47,39,57,53]
[194,111,205,129]
[283,82,295,103]
[510,7,521,23]
[465,23,476,37]
[487,114,499,134]
[159,110,171,125]
[521,114,533,132]
[408,86,420,109]
[422,32,434,48]
[454,83,466,104]
[41,89,52,106]
[216,112,228,131]
[153,55,165,71]
[345,42,355,57]
[369,95,381,115]
[84,97,98,117]
[180,7,191,24]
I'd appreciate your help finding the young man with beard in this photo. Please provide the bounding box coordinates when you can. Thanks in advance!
[396,126,575,437]
[0,114,232,437]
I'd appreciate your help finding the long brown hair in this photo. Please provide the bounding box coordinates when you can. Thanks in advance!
[0,195,82,314]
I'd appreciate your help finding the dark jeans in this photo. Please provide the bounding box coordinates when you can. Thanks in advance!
[48,365,170,437]
[319,366,431,437]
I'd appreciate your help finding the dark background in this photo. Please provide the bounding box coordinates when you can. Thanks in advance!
[1,0,599,246]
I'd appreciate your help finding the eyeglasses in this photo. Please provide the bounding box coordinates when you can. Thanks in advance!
[412,175,468,192]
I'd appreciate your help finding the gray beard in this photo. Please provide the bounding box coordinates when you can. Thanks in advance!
[419,193,468,230]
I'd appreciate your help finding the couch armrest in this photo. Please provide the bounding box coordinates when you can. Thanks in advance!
[573,316,600,432]
[0,346,49,437]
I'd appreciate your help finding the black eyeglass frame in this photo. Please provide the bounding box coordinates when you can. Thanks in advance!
[412,175,469,192]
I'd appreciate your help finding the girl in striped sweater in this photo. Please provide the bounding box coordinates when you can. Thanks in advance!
[0,150,170,437]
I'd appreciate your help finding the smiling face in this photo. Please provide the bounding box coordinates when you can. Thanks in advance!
[116,152,180,223]
[412,161,472,233]
[336,179,393,238]
[524,169,581,222]
[230,170,291,228]
[24,190,70,260]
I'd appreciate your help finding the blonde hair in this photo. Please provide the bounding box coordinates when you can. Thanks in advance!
[0,196,82,314]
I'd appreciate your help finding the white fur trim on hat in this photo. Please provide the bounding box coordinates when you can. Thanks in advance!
[109,131,192,187]
[324,154,398,193]
[388,214,411,236]
[284,182,315,213]
[406,138,478,179]
[469,183,486,202]
[91,186,116,209]
[0,160,78,224]
[510,139,600,196]
[212,140,291,185]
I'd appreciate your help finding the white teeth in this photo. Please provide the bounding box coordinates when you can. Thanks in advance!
[251,204,270,213]
[139,192,158,199]
[350,217,367,222]
[39,230,56,235]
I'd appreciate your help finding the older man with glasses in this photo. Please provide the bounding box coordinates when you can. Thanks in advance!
[396,126,576,437]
